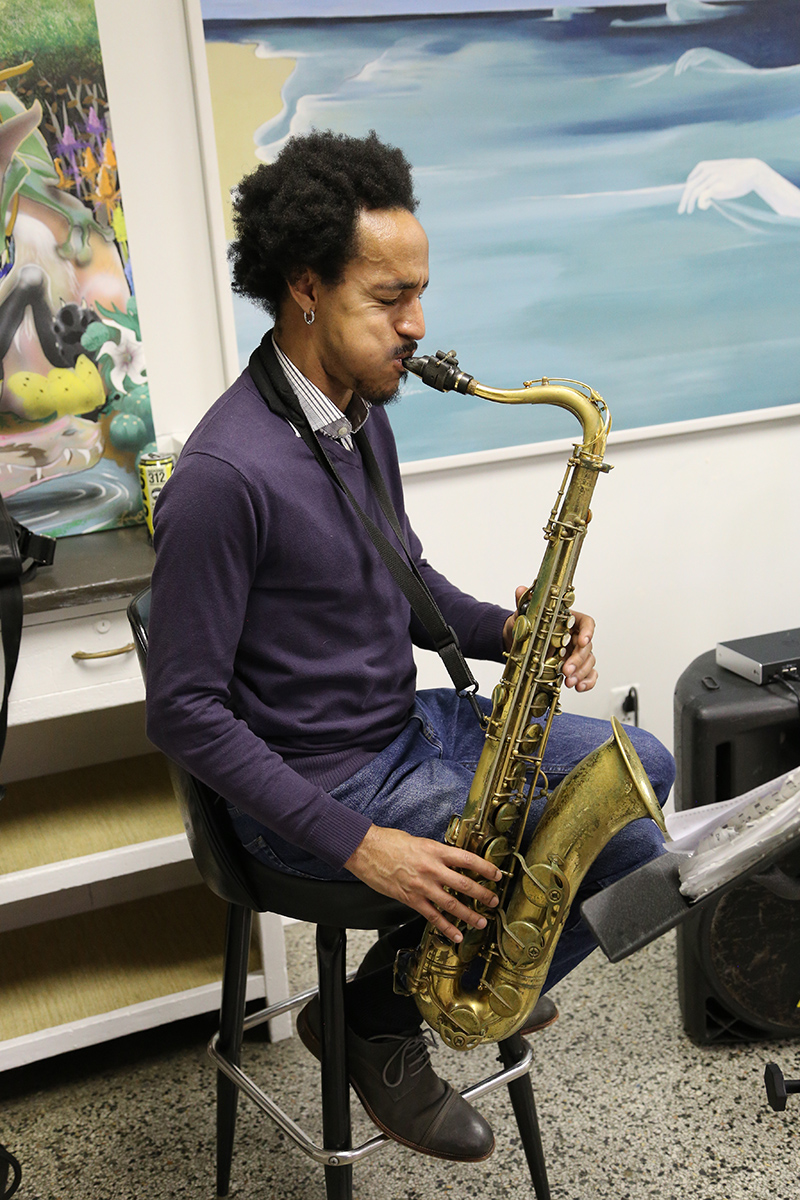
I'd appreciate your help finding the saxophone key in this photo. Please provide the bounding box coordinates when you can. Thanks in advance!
[438,1008,483,1051]
[518,724,543,755]
[492,802,520,834]
[445,813,462,843]
[483,836,511,868]
[457,925,488,963]
[500,920,545,966]
[486,982,519,1019]
[512,614,531,644]
[521,862,567,908]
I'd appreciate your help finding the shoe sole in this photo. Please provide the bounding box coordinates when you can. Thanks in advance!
[295,1004,495,1164]
[519,1007,559,1037]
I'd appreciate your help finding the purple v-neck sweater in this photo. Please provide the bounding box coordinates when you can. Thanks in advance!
[146,367,509,870]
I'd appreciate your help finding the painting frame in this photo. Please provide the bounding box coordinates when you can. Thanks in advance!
[184,0,800,471]
[0,0,160,536]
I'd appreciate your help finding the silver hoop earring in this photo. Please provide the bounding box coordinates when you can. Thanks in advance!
[304,309,315,326]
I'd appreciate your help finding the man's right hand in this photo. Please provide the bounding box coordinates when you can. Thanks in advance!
[344,824,501,944]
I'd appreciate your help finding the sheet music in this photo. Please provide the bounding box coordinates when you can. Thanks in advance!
[664,768,800,901]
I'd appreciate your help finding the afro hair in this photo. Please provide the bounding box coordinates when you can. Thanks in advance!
[228,130,419,319]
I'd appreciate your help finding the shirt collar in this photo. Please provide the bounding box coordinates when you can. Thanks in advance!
[271,335,370,449]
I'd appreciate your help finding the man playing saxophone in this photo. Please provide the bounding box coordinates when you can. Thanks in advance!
[146,130,674,1163]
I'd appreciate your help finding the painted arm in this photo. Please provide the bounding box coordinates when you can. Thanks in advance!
[679,159,800,218]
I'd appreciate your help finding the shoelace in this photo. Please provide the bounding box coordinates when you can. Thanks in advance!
[380,1028,437,1089]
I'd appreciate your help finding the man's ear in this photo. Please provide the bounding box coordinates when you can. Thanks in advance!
[286,267,318,315]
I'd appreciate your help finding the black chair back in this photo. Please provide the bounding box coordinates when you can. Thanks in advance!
[127,588,410,928]
[128,588,265,909]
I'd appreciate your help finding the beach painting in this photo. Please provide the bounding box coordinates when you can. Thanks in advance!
[201,0,800,462]
[0,1,155,537]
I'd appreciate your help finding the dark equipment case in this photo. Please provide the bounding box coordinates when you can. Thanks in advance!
[673,649,800,1044]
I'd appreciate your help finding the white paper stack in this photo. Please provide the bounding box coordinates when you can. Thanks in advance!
[664,768,800,902]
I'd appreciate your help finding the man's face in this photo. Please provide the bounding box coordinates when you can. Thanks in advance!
[309,207,428,409]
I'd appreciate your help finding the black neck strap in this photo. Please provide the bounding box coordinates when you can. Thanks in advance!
[249,335,483,715]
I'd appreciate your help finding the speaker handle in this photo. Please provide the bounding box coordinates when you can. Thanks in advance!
[751,865,800,902]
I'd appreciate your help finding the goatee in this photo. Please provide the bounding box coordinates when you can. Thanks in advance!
[361,378,403,408]
[360,344,417,407]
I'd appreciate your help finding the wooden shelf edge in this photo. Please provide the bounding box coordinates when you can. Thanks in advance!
[9,676,145,726]
[0,858,202,934]
[0,834,192,906]
[0,972,268,1072]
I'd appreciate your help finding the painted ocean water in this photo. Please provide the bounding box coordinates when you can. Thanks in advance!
[205,3,800,461]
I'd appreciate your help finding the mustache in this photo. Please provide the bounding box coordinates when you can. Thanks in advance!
[394,342,418,361]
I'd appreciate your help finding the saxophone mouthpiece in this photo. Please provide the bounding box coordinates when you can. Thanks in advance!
[405,349,474,394]
[403,356,426,377]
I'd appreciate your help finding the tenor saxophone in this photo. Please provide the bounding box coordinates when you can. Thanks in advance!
[395,350,667,1050]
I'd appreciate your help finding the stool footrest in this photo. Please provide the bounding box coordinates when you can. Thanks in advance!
[208,992,534,1168]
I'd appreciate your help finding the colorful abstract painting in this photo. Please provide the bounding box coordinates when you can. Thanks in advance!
[0,1,155,536]
[202,0,800,461]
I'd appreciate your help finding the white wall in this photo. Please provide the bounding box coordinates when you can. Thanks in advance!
[404,413,800,754]
[94,0,800,762]
[94,0,231,441]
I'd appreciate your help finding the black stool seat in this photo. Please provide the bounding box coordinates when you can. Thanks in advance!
[170,759,412,929]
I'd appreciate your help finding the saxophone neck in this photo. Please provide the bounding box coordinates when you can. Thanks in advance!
[469,378,610,460]
[404,351,610,458]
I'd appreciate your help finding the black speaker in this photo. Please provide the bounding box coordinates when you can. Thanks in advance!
[674,650,800,1044]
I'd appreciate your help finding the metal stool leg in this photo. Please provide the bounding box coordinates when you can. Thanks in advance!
[216,904,253,1198]
[499,1034,551,1200]
[317,924,353,1200]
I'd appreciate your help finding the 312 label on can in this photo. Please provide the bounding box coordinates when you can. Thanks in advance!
[139,452,175,537]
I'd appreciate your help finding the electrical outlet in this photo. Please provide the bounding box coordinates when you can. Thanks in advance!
[610,683,640,726]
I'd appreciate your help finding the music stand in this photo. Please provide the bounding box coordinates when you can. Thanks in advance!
[580,827,800,1112]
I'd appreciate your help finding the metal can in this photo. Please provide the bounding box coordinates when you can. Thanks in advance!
[138,451,175,537]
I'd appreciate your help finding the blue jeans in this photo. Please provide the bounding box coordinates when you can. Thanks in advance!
[232,688,675,1000]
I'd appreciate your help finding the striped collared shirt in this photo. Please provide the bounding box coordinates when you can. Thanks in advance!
[272,335,370,451]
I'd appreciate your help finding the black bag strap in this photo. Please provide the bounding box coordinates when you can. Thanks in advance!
[0,496,56,802]
[248,337,485,720]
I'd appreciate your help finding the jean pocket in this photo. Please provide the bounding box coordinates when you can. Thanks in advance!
[242,831,268,857]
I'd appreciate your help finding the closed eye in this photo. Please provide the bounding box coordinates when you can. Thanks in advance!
[375,282,428,306]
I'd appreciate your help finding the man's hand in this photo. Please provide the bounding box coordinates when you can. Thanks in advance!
[503,586,598,692]
[561,610,597,691]
[344,825,501,943]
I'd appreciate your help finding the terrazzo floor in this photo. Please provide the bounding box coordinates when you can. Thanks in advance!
[1,924,797,1200]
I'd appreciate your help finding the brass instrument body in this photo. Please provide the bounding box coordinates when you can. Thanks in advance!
[396,351,667,1050]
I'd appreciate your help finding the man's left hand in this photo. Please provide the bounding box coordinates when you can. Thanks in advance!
[561,610,597,692]
[503,587,598,693]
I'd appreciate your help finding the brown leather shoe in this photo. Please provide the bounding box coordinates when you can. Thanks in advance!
[297,996,495,1163]
[519,993,559,1036]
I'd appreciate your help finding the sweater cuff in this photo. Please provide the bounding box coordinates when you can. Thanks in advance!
[303,798,373,871]
[469,604,513,663]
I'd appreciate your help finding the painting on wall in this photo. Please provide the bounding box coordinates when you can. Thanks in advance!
[0,0,155,537]
[200,0,800,462]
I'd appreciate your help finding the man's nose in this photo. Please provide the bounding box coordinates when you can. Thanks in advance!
[397,297,425,341]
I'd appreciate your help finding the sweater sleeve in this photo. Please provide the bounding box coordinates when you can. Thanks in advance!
[145,452,371,869]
